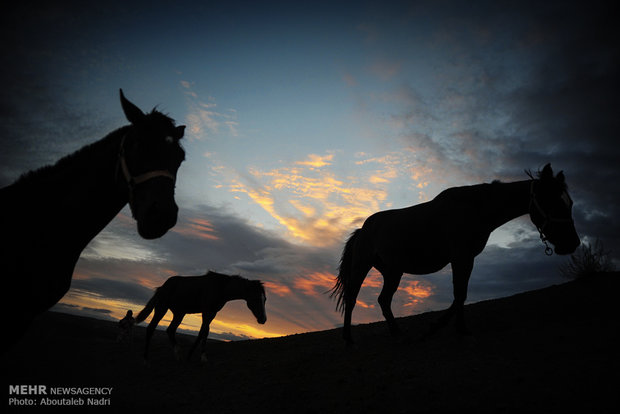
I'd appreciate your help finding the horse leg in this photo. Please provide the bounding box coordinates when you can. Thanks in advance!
[144,306,167,360]
[188,312,215,362]
[377,269,404,336]
[451,257,474,335]
[167,312,185,360]
[427,258,473,336]
[343,262,372,346]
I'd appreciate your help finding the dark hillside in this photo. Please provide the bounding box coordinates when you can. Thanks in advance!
[5,273,618,413]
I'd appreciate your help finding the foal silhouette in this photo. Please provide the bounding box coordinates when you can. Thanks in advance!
[331,164,580,345]
[0,90,186,347]
[136,271,267,362]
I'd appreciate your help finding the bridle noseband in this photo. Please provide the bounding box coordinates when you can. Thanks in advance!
[117,134,176,213]
[529,180,574,256]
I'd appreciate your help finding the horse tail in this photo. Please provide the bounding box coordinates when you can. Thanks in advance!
[330,229,361,315]
[135,288,160,323]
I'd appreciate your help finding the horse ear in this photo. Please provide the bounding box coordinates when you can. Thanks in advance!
[175,125,186,140]
[541,163,553,180]
[120,89,146,124]
[557,171,565,183]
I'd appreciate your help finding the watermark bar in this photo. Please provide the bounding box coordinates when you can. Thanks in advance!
[8,385,113,407]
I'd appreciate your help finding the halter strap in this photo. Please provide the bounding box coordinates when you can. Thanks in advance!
[529,180,573,255]
[119,153,175,187]
[117,134,176,213]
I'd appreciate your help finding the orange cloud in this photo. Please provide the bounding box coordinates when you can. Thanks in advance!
[295,153,334,168]
[227,154,390,246]
[356,299,375,309]
[362,270,383,288]
[219,151,444,249]
[293,271,335,296]
[263,280,292,297]
[172,217,219,240]
[401,280,433,299]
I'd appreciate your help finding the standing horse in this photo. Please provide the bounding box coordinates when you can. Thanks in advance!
[135,271,267,362]
[1,90,185,347]
[331,164,580,345]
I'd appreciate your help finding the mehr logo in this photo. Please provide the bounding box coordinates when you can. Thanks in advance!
[9,385,47,395]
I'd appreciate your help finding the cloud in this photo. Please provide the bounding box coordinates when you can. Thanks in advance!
[70,277,155,304]
[181,81,240,140]
[369,59,402,80]
[67,202,348,337]
[5,0,619,342]
[224,153,393,246]
[81,219,169,262]
[293,271,335,296]
[295,153,334,168]
[66,168,589,340]
[171,217,220,241]
[491,3,620,258]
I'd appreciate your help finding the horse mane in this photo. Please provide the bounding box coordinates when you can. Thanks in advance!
[524,167,568,190]
[205,270,265,293]
[12,127,128,189]
[142,108,177,129]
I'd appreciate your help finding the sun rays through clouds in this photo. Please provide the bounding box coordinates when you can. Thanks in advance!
[223,152,398,247]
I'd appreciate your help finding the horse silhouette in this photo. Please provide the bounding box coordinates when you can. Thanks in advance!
[135,271,267,362]
[0,90,185,348]
[331,164,580,345]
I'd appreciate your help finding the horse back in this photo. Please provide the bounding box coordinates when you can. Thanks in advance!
[359,186,493,273]
[160,275,227,314]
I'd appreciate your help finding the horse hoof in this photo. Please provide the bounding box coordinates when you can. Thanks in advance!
[200,354,208,364]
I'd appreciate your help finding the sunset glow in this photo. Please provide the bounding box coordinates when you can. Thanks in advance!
[3,0,616,343]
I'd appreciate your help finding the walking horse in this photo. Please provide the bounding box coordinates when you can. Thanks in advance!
[136,271,267,362]
[331,164,580,345]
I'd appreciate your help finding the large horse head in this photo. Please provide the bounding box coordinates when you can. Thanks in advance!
[529,163,580,255]
[119,90,186,239]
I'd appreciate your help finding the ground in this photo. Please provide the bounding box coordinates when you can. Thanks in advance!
[5,273,618,413]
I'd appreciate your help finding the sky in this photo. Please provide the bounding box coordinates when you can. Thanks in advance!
[1,0,618,341]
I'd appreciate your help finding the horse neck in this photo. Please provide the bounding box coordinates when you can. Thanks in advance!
[71,133,130,245]
[223,278,252,302]
[484,180,532,231]
[17,130,129,250]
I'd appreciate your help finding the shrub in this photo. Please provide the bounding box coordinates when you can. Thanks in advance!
[559,238,616,279]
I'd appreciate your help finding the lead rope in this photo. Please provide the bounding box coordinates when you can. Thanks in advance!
[529,180,554,256]
[538,227,554,256]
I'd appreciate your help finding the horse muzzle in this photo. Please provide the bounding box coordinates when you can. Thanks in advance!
[137,202,178,239]
[554,240,580,256]
[552,232,581,255]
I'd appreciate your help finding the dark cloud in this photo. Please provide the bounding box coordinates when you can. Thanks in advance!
[51,302,113,320]
[392,1,619,263]
[469,243,571,300]
[162,204,296,275]
[70,278,155,304]
[497,3,620,258]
